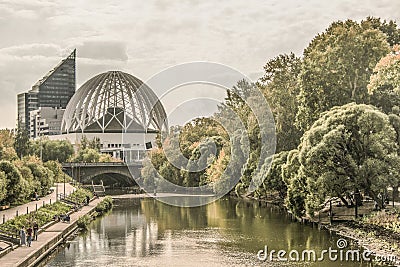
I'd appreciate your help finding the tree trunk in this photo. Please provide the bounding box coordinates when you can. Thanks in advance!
[393,183,399,202]
[338,195,351,208]
[366,189,384,209]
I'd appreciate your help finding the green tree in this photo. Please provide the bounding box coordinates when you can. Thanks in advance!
[14,123,30,159]
[44,160,64,182]
[0,129,17,161]
[298,103,400,215]
[0,171,7,204]
[296,19,390,131]
[253,151,288,200]
[0,160,23,204]
[388,112,400,201]
[282,150,308,217]
[141,159,158,190]
[259,53,302,151]
[72,148,101,163]
[361,16,400,46]
[26,162,54,195]
[31,139,74,162]
[368,45,400,114]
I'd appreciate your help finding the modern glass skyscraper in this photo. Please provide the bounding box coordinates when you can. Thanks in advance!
[17,49,76,131]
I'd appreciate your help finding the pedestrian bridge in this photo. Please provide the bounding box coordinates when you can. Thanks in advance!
[61,161,143,187]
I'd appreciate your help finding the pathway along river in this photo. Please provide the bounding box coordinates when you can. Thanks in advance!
[45,197,379,267]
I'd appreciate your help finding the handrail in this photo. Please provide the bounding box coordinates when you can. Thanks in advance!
[61,161,143,167]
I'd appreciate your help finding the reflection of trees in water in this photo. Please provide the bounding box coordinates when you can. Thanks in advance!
[137,197,334,253]
[60,197,336,265]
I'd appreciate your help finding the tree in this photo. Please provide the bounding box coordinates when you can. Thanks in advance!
[14,123,30,158]
[0,171,7,204]
[140,159,158,190]
[298,103,400,215]
[0,129,17,161]
[72,148,100,163]
[361,16,400,47]
[259,53,303,151]
[296,19,390,131]
[44,160,64,182]
[31,139,74,162]
[0,160,23,204]
[26,162,54,195]
[368,45,400,114]
[388,113,400,201]
[282,150,308,217]
[254,151,289,200]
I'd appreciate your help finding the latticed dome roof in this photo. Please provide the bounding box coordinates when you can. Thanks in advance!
[62,71,167,133]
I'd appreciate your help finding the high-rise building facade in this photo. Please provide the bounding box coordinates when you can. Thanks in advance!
[17,49,76,131]
[29,107,65,138]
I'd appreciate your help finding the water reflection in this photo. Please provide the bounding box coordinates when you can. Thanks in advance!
[47,197,372,267]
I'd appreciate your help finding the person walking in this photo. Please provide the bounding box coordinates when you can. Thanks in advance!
[26,225,33,247]
[20,226,26,246]
[33,221,39,241]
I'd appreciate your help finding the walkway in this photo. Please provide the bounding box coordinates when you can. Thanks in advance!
[0,197,103,267]
[0,183,75,225]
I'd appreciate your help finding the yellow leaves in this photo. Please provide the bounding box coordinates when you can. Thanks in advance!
[205,149,229,183]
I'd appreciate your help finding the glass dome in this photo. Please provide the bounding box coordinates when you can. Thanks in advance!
[62,71,167,134]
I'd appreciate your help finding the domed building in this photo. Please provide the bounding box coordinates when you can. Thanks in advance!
[52,71,168,160]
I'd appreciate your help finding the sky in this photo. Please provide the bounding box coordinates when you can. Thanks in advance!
[0,0,400,128]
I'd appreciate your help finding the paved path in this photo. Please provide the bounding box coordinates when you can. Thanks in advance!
[0,183,76,225]
[0,197,103,267]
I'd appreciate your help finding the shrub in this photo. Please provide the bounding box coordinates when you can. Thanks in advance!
[65,188,93,204]
[95,196,113,215]
[77,214,91,230]
[0,201,70,234]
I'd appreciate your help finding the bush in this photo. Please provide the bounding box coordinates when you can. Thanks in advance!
[77,214,91,230]
[65,188,93,204]
[0,201,70,234]
[95,196,113,215]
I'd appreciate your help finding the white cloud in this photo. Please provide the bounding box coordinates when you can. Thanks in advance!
[0,0,400,128]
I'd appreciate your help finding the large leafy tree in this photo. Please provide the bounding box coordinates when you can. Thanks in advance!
[259,53,302,152]
[296,19,390,131]
[282,149,308,217]
[389,113,400,202]
[0,130,17,161]
[0,160,23,204]
[361,16,400,46]
[298,103,400,215]
[368,45,400,114]
[31,139,74,162]
[255,151,289,200]
[0,171,7,204]
[26,162,54,195]
[14,123,30,159]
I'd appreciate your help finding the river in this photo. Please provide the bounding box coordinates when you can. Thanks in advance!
[45,197,376,267]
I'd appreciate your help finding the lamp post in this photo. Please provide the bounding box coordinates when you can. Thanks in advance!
[38,121,43,161]
[63,172,66,199]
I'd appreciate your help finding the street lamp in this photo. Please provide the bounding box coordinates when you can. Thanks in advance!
[64,172,66,199]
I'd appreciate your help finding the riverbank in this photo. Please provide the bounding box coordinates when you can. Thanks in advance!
[0,197,103,267]
[325,221,400,266]
[246,195,400,266]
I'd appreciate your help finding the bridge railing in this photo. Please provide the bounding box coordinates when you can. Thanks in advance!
[62,161,143,167]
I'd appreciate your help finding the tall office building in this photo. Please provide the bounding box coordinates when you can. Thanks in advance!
[17,49,76,131]
[29,107,65,138]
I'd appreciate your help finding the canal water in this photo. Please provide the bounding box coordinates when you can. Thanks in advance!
[46,197,375,267]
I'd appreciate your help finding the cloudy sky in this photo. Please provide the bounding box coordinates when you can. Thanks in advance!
[1,0,400,128]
